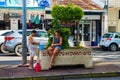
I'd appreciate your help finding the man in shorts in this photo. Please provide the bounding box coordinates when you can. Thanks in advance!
[28,30,39,69]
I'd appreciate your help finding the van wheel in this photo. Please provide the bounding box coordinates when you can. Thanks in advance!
[0,43,9,54]
[109,44,118,51]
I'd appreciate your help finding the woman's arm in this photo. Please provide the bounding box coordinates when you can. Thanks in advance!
[52,37,54,44]
[51,37,54,47]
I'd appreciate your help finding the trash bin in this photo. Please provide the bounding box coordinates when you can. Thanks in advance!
[91,41,98,46]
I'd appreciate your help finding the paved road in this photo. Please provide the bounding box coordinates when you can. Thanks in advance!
[0,53,30,66]
[65,77,120,80]
[93,48,120,62]
[0,48,120,65]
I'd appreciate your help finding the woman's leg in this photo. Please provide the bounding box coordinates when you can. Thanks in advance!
[47,47,53,57]
[49,48,59,68]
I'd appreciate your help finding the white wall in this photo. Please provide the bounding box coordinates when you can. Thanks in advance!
[109,0,120,7]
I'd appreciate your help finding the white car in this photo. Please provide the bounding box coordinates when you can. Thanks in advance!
[4,29,48,56]
[100,32,120,51]
[0,30,13,53]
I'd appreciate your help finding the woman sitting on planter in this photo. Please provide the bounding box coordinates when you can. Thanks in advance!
[47,30,62,68]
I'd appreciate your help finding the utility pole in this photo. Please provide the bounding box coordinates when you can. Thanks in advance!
[22,0,27,65]
[103,0,109,34]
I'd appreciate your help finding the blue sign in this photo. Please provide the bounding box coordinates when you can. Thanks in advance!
[38,0,49,7]
[0,0,52,7]
[0,0,6,5]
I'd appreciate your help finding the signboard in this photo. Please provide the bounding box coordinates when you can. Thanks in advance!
[10,18,18,30]
[0,0,52,7]
[0,0,6,5]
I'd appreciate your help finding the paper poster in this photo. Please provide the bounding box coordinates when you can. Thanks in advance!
[10,19,18,30]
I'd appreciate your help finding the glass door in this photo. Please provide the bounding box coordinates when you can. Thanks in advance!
[78,23,91,46]
[84,24,90,41]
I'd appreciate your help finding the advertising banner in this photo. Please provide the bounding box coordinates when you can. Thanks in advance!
[0,0,52,7]
[0,0,6,5]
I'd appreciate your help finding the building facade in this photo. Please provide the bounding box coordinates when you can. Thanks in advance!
[0,8,46,30]
[49,0,104,46]
[108,0,120,32]
[0,0,53,30]
[0,0,105,46]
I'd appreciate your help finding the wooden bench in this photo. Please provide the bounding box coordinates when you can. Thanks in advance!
[39,48,93,70]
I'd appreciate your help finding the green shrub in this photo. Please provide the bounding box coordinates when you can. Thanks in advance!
[46,3,84,49]
[60,28,71,49]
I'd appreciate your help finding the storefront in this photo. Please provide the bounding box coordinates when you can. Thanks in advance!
[0,0,104,46]
[0,8,46,30]
[77,12,103,46]
[0,12,10,30]
[45,8,103,46]
[44,0,105,46]
[0,0,52,30]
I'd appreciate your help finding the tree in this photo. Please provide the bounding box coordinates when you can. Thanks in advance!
[51,3,84,23]
[47,3,84,49]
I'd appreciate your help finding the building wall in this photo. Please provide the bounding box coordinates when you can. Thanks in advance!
[108,0,120,32]
[109,0,120,7]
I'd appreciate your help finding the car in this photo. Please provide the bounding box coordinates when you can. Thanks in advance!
[4,29,48,56]
[0,30,13,54]
[99,32,120,51]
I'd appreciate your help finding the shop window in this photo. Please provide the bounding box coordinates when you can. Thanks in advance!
[108,26,116,32]
[45,19,52,30]
[45,10,51,14]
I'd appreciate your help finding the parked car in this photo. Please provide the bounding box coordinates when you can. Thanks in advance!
[99,32,120,51]
[0,30,13,53]
[4,29,48,56]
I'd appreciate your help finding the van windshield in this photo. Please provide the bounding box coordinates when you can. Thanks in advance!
[102,33,113,38]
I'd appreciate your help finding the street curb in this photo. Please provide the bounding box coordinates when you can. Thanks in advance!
[63,72,120,79]
[0,72,120,80]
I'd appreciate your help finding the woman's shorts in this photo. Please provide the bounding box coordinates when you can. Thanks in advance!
[54,46,62,50]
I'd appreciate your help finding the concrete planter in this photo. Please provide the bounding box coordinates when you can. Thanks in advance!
[39,48,93,70]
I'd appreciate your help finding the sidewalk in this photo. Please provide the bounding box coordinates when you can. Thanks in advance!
[0,46,120,80]
[0,61,120,80]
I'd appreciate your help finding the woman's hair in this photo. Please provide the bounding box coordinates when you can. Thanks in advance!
[56,30,61,35]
